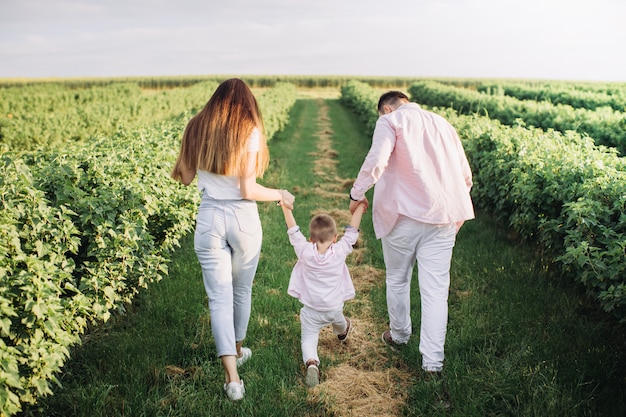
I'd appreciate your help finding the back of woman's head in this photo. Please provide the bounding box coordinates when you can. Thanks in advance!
[206,78,260,128]
[182,78,268,177]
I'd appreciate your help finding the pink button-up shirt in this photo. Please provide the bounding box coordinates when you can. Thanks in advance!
[351,103,474,239]
[287,225,358,312]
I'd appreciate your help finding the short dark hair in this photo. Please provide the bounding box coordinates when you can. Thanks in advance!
[309,213,337,243]
[377,91,409,113]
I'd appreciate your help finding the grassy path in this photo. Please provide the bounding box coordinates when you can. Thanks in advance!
[291,98,413,416]
[34,97,626,417]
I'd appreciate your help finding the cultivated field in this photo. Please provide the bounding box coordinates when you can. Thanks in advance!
[2,76,625,416]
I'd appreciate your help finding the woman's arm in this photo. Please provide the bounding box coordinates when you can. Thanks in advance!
[179,164,196,186]
[239,152,294,208]
[172,161,196,186]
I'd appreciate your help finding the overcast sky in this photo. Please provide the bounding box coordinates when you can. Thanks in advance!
[1,0,625,82]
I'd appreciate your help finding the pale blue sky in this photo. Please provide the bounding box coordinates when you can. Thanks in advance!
[1,0,625,81]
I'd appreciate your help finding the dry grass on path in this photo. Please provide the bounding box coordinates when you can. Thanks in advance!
[303,99,413,417]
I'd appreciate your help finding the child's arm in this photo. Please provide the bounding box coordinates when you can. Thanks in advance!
[350,202,366,229]
[281,204,298,229]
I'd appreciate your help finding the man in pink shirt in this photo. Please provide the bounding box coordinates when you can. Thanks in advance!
[349,91,474,376]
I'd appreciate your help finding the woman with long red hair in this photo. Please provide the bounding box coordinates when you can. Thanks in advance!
[172,78,294,400]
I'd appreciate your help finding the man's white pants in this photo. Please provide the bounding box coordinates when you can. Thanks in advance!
[381,216,456,372]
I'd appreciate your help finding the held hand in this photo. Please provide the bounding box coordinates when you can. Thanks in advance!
[279,189,295,210]
[350,196,369,213]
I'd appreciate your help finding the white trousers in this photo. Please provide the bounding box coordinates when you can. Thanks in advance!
[381,216,456,372]
[299,305,348,365]
[194,197,262,358]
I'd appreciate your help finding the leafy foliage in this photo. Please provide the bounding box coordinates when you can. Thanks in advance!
[0,81,218,151]
[341,79,626,323]
[0,81,297,415]
[408,80,626,155]
[475,80,626,112]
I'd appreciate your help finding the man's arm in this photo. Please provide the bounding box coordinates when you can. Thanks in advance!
[349,118,395,212]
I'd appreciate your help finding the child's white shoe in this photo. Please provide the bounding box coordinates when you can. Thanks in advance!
[305,364,319,387]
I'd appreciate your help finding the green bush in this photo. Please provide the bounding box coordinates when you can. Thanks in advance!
[0,81,298,415]
[341,79,626,322]
[0,81,218,151]
[0,156,88,415]
[409,80,626,155]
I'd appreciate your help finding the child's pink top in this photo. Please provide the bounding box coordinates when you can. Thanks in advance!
[286,225,358,311]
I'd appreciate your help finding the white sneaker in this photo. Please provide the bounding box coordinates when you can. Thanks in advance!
[224,380,245,400]
[305,364,319,387]
[236,347,252,367]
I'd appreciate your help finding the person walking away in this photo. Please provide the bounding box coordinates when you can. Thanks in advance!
[281,202,366,387]
[171,78,295,401]
[348,90,474,377]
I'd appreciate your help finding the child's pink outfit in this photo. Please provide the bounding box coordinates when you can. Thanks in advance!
[286,225,358,365]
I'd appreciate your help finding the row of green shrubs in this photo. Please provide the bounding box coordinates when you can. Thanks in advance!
[340,80,626,322]
[442,78,626,100]
[474,80,626,112]
[0,82,297,416]
[0,80,220,151]
[0,74,436,91]
[408,80,626,155]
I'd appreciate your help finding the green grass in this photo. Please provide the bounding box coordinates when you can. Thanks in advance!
[29,98,626,417]
[400,215,626,416]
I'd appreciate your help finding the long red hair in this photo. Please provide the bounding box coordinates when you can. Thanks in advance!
[171,78,269,181]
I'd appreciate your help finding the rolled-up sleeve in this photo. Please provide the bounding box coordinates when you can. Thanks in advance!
[350,118,396,200]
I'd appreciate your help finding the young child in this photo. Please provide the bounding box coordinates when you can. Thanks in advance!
[280,201,366,387]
